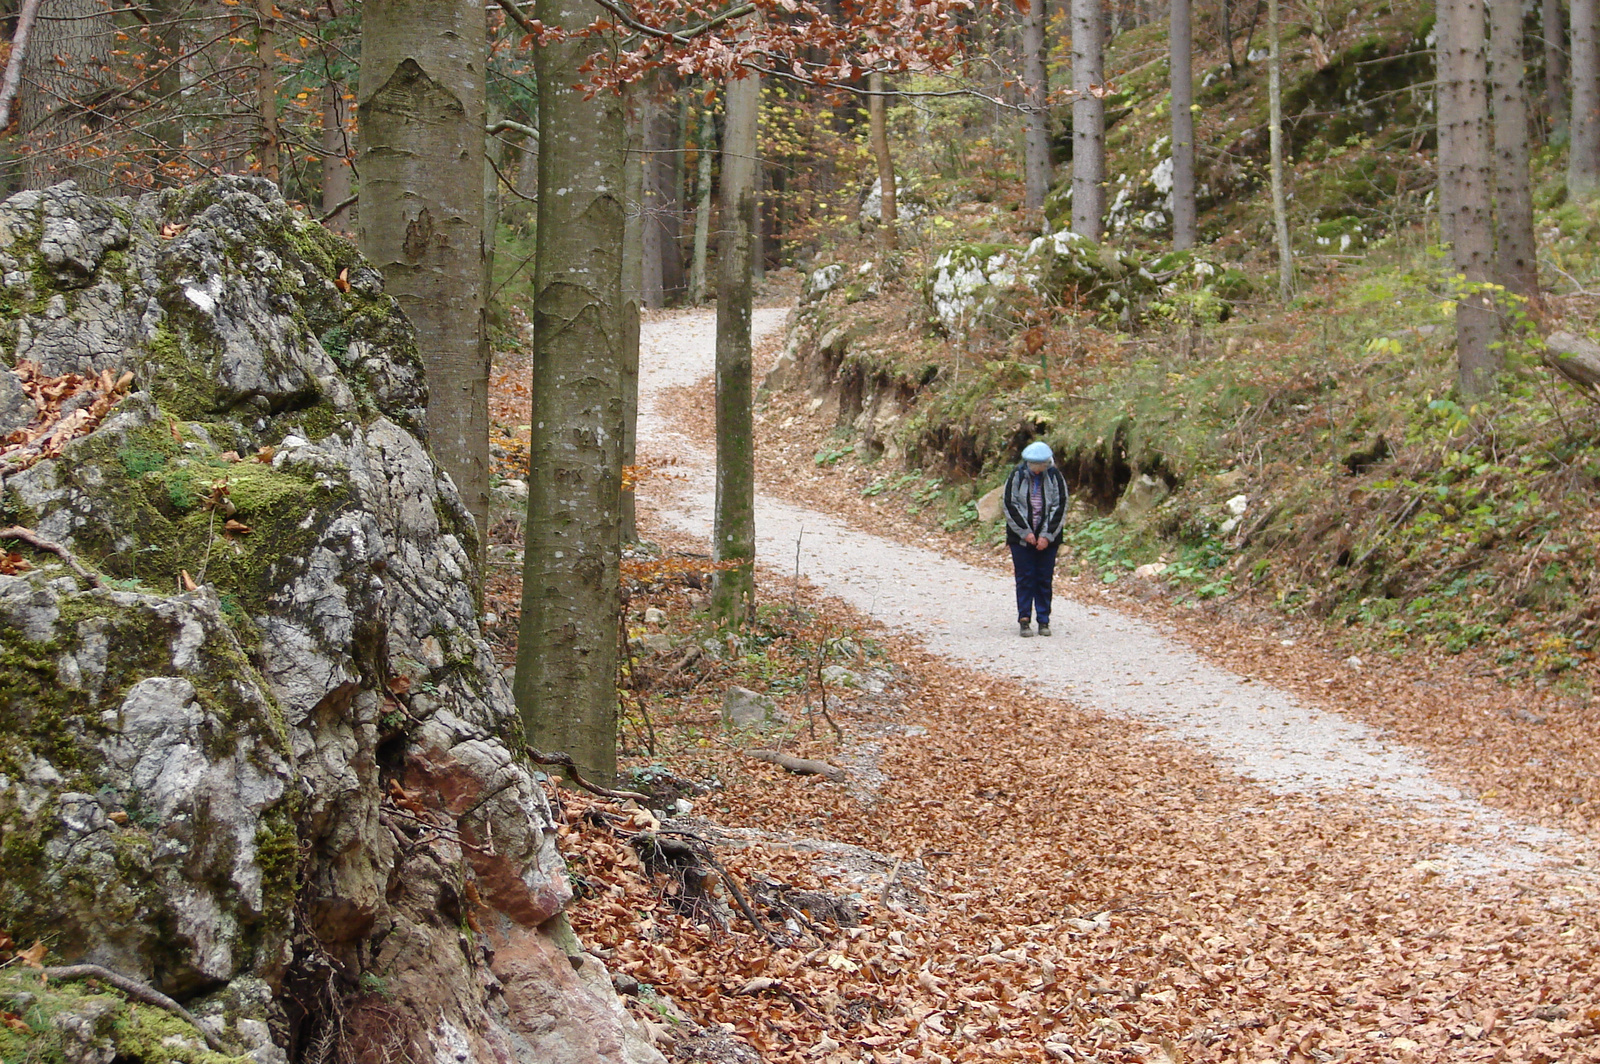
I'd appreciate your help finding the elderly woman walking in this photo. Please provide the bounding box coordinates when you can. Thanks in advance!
[1003,441,1069,637]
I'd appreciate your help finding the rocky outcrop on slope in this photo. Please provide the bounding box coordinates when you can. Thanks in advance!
[0,179,659,1064]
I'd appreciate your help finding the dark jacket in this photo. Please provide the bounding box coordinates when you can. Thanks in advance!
[1003,462,1069,546]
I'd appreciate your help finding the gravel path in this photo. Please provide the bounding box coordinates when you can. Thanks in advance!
[639,308,1596,885]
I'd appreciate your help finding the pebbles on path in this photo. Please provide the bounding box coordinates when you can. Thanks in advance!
[637,308,1597,888]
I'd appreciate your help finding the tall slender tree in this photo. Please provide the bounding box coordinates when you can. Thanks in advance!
[1021,0,1052,216]
[1071,0,1106,241]
[688,100,716,304]
[622,88,645,543]
[1546,0,1570,140]
[1490,0,1540,300]
[359,0,492,539]
[1170,0,1197,248]
[1268,0,1294,297]
[515,0,627,782]
[711,69,759,625]
[1438,0,1502,395]
[642,86,686,306]
[1571,0,1600,196]
[868,70,898,248]
[254,0,281,183]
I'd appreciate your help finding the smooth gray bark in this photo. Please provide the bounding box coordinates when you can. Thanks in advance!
[515,0,626,782]
[688,101,715,304]
[320,80,354,233]
[1439,0,1502,395]
[1021,0,1052,215]
[359,0,491,543]
[1269,0,1294,297]
[868,71,898,248]
[1490,0,1540,300]
[1570,0,1600,196]
[1071,0,1106,241]
[1170,0,1197,248]
[712,71,759,625]
[622,88,644,543]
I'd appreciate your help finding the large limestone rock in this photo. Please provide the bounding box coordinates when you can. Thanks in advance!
[0,180,659,1064]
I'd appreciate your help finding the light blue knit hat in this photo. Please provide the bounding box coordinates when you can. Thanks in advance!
[1022,441,1053,462]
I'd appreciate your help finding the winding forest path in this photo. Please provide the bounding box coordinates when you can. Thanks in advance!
[628,306,1600,1061]
[640,307,1594,883]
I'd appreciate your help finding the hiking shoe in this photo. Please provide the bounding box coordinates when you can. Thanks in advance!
[1038,624,1052,637]
[1019,620,1033,638]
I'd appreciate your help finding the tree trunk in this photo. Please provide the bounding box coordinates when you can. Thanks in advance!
[358,0,491,541]
[515,0,626,783]
[1570,0,1600,196]
[688,101,715,304]
[641,89,685,307]
[621,87,644,543]
[0,0,43,132]
[711,70,759,625]
[1170,0,1197,248]
[1071,0,1106,241]
[1269,0,1294,297]
[1021,0,1052,216]
[1490,0,1540,300]
[1439,0,1502,395]
[1547,0,1570,140]
[868,70,898,248]
[18,0,114,189]
[320,81,353,233]
[255,0,280,184]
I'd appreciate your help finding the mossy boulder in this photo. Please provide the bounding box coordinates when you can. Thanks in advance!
[0,180,653,1064]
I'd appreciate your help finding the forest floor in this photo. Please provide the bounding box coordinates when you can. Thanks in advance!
[487,308,1600,1064]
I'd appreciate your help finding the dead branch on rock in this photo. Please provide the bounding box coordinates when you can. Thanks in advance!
[0,526,103,587]
[745,749,847,782]
[524,747,653,803]
[40,965,228,1053]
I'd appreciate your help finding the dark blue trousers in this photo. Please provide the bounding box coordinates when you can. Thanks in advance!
[1009,540,1060,625]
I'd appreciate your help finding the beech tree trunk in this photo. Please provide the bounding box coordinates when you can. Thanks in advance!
[622,89,644,543]
[358,0,491,539]
[1490,0,1540,300]
[1547,0,1570,140]
[515,0,626,783]
[320,81,353,233]
[1439,0,1503,395]
[1071,0,1106,241]
[19,0,114,189]
[1021,0,1052,215]
[868,70,898,248]
[1570,0,1600,196]
[1269,0,1294,297]
[1170,0,1197,248]
[712,70,759,625]
[689,101,715,305]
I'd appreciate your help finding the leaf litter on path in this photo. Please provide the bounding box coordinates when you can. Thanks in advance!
[488,309,1600,1062]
